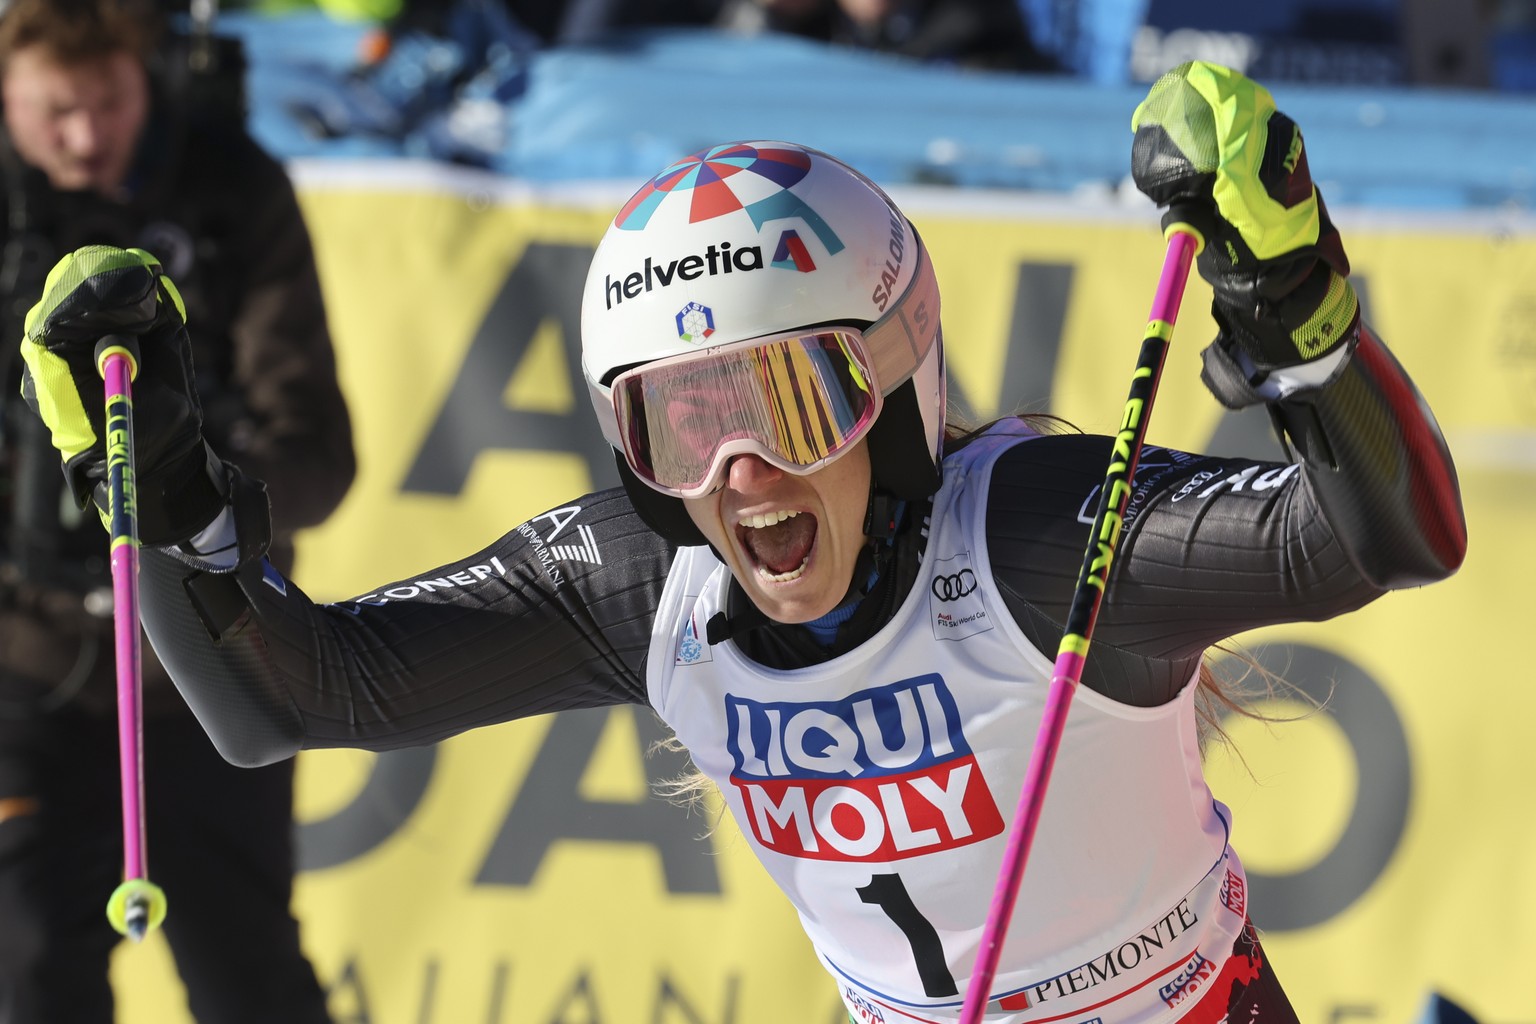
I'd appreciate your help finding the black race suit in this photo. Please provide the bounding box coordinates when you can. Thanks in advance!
[137,324,1464,1019]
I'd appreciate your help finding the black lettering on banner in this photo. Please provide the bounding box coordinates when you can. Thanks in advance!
[486,962,512,1024]
[402,243,620,496]
[1003,262,1075,415]
[403,959,512,1023]
[950,261,1075,423]
[1212,642,1410,931]
[415,959,440,1024]
[477,707,722,894]
[657,975,739,1024]
[323,958,374,1024]
[323,959,738,1023]
[296,709,717,894]
[297,746,438,871]
[548,971,600,1023]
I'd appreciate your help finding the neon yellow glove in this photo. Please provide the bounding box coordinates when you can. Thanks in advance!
[18,246,227,543]
[1132,61,1359,400]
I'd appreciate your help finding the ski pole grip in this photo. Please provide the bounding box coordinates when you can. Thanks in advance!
[1159,202,1208,257]
[95,334,142,381]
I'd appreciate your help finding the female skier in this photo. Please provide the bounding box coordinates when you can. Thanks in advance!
[16,62,1464,1022]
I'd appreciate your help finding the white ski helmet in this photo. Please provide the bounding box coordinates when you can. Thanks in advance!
[581,141,945,543]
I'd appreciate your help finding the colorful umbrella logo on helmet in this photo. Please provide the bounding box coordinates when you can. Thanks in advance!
[616,143,844,258]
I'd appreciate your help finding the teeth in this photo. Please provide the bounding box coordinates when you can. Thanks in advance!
[758,558,809,583]
[737,510,807,583]
[739,509,799,530]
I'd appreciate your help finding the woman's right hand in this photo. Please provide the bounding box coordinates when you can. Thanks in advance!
[18,244,228,544]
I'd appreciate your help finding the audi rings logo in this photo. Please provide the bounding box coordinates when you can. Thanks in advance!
[931,570,977,602]
[929,554,991,641]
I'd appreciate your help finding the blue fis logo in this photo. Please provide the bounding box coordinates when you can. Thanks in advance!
[676,301,715,343]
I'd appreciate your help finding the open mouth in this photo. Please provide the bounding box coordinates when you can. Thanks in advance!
[736,509,817,582]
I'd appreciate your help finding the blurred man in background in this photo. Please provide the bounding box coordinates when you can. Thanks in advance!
[0,0,352,1020]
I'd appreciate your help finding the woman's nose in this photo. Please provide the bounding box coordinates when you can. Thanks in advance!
[725,452,785,491]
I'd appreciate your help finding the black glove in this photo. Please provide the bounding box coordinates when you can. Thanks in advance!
[18,245,229,544]
[1131,61,1360,405]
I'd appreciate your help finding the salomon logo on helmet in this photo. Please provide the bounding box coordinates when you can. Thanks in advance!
[871,209,907,312]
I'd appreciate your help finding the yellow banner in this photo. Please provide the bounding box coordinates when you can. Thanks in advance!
[111,172,1535,1024]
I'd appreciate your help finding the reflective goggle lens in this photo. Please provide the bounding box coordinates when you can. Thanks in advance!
[614,330,879,497]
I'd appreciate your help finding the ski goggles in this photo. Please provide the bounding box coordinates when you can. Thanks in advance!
[591,243,940,499]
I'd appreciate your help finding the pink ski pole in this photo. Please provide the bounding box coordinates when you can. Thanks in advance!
[96,335,168,942]
[958,219,1203,1022]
